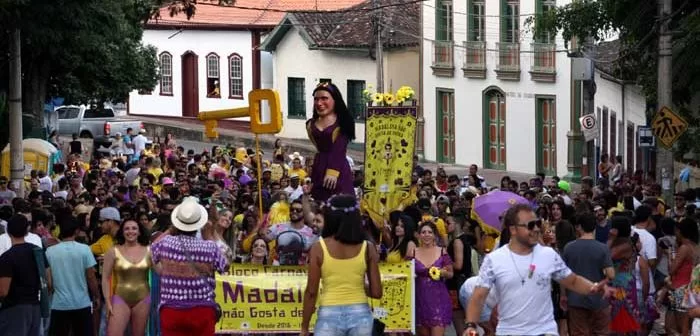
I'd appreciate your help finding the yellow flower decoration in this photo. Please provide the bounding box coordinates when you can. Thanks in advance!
[383,93,395,105]
[372,93,384,104]
[395,86,415,102]
[429,266,441,281]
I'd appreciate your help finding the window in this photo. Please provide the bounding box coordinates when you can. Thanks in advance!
[536,97,556,175]
[627,122,635,174]
[610,113,617,159]
[602,107,609,154]
[206,53,220,98]
[346,80,366,121]
[84,108,115,119]
[502,0,520,43]
[437,89,455,163]
[436,0,453,41]
[57,107,80,119]
[535,0,556,43]
[287,77,306,118]
[468,0,485,42]
[229,53,243,99]
[159,52,173,96]
[483,88,506,170]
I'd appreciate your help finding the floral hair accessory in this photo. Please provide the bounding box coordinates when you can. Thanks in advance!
[429,266,441,281]
[329,203,360,213]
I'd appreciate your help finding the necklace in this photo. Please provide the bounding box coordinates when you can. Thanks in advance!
[508,245,535,286]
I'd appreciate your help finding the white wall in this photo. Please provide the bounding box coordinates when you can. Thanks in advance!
[270,26,378,142]
[421,0,573,176]
[128,29,254,117]
[594,70,647,168]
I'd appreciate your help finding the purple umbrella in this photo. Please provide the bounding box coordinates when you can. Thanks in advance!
[471,190,529,235]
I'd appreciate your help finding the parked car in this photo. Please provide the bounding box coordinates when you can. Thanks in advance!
[56,105,143,156]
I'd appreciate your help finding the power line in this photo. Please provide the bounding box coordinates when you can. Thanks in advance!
[228,0,427,14]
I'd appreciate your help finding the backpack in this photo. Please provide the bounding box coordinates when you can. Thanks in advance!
[276,230,305,265]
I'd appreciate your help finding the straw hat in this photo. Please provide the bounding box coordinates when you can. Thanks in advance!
[171,197,208,232]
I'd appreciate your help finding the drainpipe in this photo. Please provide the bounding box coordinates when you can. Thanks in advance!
[621,82,626,169]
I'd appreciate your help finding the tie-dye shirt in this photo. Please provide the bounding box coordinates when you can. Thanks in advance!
[152,234,228,309]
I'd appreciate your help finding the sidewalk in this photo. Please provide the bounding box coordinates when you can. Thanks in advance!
[133,115,543,186]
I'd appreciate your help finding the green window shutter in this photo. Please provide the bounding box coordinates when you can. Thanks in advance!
[435,1,445,41]
[287,78,305,118]
[346,80,366,120]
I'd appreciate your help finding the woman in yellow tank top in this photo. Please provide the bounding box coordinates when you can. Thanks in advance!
[301,194,382,336]
[386,212,417,264]
[101,219,152,336]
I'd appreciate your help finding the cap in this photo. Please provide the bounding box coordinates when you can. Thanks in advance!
[290,173,300,179]
[162,177,174,185]
[99,207,121,222]
[557,180,571,193]
[139,129,147,134]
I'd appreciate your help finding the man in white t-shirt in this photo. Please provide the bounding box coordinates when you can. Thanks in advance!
[131,129,148,162]
[284,174,303,201]
[632,205,657,306]
[464,203,610,336]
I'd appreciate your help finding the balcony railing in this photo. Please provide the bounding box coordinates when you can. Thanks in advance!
[531,43,556,73]
[496,42,520,72]
[463,41,486,71]
[432,40,454,68]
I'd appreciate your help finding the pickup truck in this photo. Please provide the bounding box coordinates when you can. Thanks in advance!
[56,105,143,156]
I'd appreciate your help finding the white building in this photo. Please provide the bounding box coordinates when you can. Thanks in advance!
[593,40,648,174]
[128,0,364,119]
[261,0,420,143]
[420,0,647,177]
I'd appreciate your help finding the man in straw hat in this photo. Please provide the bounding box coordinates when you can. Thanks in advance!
[151,197,228,335]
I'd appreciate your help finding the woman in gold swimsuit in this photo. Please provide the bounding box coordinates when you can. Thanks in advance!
[101,219,152,336]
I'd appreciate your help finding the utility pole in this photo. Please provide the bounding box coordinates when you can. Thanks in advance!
[582,40,596,180]
[656,0,673,202]
[9,29,24,198]
[373,0,384,92]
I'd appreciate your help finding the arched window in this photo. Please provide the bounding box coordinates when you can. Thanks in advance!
[159,52,173,96]
[228,53,243,99]
[206,53,220,98]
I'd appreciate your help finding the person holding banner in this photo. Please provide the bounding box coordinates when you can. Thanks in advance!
[305,82,355,202]
[301,194,382,336]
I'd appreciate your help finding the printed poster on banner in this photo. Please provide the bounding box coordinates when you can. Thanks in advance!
[214,261,415,334]
[361,104,418,226]
[579,114,599,142]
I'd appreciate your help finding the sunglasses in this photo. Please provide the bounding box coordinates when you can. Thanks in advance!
[514,219,543,232]
[291,208,304,213]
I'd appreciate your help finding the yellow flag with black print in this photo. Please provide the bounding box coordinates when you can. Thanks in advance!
[360,104,418,227]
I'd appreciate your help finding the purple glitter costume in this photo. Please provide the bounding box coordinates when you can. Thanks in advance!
[415,253,454,328]
[306,120,354,202]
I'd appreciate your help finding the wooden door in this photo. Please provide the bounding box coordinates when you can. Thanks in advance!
[181,51,199,117]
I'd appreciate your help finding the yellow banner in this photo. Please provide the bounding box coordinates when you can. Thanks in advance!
[361,106,418,226]
[215,261,414,334]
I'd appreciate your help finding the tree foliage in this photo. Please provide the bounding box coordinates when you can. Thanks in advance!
[0,0,162,131]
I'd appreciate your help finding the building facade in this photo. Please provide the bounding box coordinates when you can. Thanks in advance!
[128,1,364,119]
[262,1,420,143]
[421,0,647,177]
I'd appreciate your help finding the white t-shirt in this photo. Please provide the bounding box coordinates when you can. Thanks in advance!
[632,226,657,293]
[284,186,303,201]
[38,176,53,192]
[132,135,147,157]
[0,232,43,256]
[476,244,572,335]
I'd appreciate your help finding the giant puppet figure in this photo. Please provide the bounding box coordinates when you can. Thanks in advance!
[305,82,355,202]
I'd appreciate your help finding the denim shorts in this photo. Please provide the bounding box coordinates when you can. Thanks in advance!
[314,303,373,336]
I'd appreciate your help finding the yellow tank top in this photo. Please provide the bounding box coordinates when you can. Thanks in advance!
[319,240,368,306]
[386,249,403,264]
[113,247,152,306]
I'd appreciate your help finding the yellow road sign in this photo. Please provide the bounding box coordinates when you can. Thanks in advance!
[651,106,688,148]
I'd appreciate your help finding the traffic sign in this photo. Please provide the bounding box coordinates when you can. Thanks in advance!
[638,126,655,147]
[651,106,688,148]
[579,114,598,142]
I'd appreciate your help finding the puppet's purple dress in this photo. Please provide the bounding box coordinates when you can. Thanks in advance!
[306,120,353,202]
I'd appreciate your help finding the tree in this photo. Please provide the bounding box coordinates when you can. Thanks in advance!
[0,0,160,135]
[532,0,700,158]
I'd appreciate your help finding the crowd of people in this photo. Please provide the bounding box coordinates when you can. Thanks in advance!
[0,82,699,336]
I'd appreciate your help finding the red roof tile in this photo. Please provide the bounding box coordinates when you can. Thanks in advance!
[148,0,366,29]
